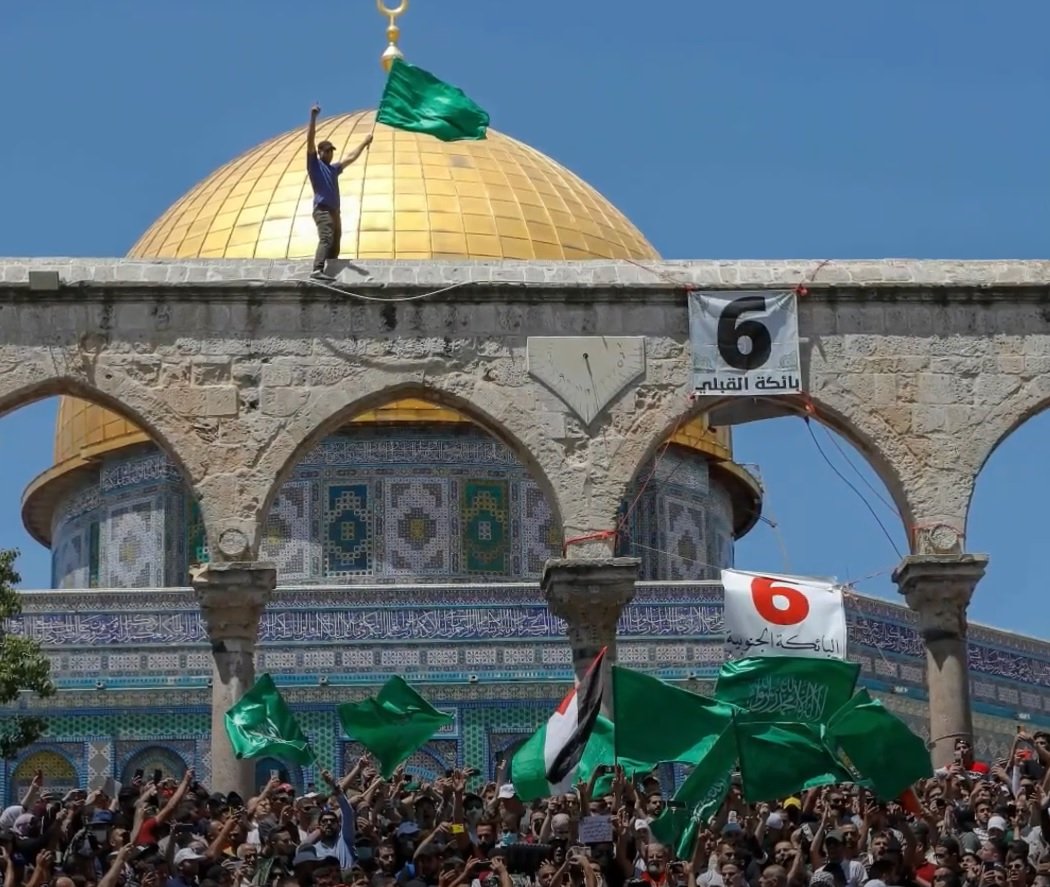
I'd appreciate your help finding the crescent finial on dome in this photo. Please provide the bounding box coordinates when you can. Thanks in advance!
[377,0,408,72]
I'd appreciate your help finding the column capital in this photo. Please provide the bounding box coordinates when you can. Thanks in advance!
[542,557,641,631]
[191,562,276,645]
[892,554,988,641]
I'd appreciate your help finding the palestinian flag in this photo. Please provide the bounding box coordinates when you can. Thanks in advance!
[512,648,607,800]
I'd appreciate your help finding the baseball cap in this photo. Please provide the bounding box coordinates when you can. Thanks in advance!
[174,848,206,865]
[782,797,802,810]
[497,783,517,799]
[987,815,1008,833]
[825,829,845,844]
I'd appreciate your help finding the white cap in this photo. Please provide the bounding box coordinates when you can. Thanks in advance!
[497,783,517,799]
[174,848,205,865]
[766,812,784,830]
[988,815,1008,833]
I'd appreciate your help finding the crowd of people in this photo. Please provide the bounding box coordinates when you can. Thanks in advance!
[3,734,1049,887]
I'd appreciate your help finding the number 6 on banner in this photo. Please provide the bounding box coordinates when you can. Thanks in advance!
[721,568,847,660]
[717,296,772,370]
[750,576,810,626]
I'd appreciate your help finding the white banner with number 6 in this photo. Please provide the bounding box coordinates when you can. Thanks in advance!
[721,568,847,661]
[689,291,802,396]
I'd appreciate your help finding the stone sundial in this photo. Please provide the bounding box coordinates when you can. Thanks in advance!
[526,337,646,427]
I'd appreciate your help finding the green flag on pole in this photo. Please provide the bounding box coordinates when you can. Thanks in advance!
[715,657,860,724]
[650,724,738,858]
[736,721,851,801]
[580,715,656,797]
[377,59,489,141]
[338,677,452,779]
[823,690,932,798]
[613,666,737,765]
[224,673,314,766]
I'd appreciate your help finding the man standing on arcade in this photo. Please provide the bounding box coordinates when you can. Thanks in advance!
[306,104,373,281]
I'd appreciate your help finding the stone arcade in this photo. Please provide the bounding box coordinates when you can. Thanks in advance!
[3,256,1050,800]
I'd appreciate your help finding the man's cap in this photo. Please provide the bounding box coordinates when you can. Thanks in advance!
[987,815,1008,833]
[89,810,114,826]
[825,829,845,844]
[782,797,802,810]
[766,812,784,830]
[722,821,743,835]
[174,848,206,865]
[317,140,336,152]
[208,793,227,806]
[396,821,421,837]
[292,845,320,867]
[497,783,517,800]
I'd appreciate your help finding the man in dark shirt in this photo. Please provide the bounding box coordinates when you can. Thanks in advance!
[307,103,373,280]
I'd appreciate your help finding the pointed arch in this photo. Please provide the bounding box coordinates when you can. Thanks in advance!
[608,393,914,552]
[256,377,567,554]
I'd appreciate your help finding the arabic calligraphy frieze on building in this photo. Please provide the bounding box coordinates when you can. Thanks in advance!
[13,584,1050,693]
[14,604,727,647]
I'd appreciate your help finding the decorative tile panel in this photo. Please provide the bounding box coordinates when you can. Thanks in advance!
[105,498,162,587]
[461,480,509,574]
[324,483,372,578]
[381,479,450,575]
[261,481,315,582]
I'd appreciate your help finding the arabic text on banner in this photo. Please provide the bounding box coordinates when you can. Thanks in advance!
[689,291,802,396]
[721,569,847,661]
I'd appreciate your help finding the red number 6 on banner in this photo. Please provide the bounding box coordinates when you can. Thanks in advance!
[750,576,810,626]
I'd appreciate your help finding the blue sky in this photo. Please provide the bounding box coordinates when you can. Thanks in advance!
[0,1,1047,634]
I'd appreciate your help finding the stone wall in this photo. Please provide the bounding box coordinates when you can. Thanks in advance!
[2,258,1049,566]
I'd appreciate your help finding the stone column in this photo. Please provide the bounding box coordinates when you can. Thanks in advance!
[191,562,276,797]
[541,557,640,716]
[892,554,988,768]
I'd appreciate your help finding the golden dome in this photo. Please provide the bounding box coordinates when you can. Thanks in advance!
[129,110,659,262]
[27,111,761,547]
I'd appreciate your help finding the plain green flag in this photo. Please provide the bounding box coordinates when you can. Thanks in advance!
[580,715,655,797]
[377,59,489,141]
[823,690,932,799]
[650,725,738,858]
[715,657,859,724]
[613,666,737,766]
[224,673,314,766]
[338,677,452,778]
[736,721,851,801]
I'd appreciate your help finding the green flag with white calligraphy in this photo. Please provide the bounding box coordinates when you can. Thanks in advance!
[650,724,738,858]
[715,656,859,724]
[224,673,314,766]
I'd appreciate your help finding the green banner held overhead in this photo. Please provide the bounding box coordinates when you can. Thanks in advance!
[823,690,932,799]
[377,59,489,141]
[736,721,851,801]
[715,656,859,724]
[224,673,314,766]
[613,666,737,766]
[338,677,453,779]
[651,725,738,858]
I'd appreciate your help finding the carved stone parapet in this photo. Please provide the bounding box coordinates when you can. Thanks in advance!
[892,554,988,642]
[542,557,640,653]
[191,562,276,646]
